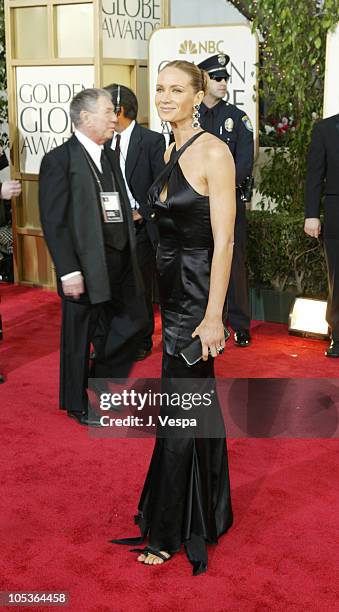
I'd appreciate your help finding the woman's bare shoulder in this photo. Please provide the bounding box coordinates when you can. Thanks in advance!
[195,132,232,163]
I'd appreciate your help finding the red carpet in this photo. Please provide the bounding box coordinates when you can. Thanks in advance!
[0,284,338,611]
[0,283,337,380]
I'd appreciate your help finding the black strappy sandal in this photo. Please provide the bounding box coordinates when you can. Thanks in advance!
[130,546,172,564]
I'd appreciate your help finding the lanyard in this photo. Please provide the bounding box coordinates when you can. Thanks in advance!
[80,145,116,193]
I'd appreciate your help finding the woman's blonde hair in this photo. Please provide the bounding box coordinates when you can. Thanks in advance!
[159,60,208,95]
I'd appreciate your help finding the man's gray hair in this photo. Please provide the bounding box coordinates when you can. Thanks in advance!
[70,88,111,127]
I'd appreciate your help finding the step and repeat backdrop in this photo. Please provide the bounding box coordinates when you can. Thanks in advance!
[102,0,163,59]
[16,66,94,175]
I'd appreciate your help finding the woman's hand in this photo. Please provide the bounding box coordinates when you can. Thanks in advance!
[192,318,225,361]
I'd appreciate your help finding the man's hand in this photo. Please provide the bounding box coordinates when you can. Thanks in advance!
[1,180,22,200]
[132,210,143,222]
[304,217,321,238]
[62,274,85,299]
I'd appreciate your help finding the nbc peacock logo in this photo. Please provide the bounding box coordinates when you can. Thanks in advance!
[179,40,198,55]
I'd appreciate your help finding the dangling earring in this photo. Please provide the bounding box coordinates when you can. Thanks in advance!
[192,104,201,129]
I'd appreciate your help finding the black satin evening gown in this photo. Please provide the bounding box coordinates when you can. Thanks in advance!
[113,132,233,575]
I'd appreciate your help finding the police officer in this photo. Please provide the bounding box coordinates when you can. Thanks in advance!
[198,53,254,346]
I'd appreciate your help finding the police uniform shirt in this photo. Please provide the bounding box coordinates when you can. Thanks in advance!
[199,100,254,186]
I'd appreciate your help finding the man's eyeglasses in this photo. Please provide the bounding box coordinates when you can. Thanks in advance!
[209,75,229,83]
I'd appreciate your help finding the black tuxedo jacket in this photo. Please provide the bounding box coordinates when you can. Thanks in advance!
[305,114,339,218]
[111,123,166,243]
[39,134,143,304]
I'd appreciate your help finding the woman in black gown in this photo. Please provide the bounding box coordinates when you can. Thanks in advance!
[113,60,236,575]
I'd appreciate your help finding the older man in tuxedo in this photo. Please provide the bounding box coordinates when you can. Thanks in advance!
[105,84,165,360]
[39,88,146,425]
[304,113,339,357]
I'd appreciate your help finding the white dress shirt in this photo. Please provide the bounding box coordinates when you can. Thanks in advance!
[61,130,104,281]
[74,129,103,171]
[112,120,140,210]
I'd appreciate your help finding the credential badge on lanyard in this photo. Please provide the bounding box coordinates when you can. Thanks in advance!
[100,192,124,223]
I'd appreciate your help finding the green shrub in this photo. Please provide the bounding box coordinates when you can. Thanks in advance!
[0,1,7,147]
[226,2,339,298]
[247,210,327,297]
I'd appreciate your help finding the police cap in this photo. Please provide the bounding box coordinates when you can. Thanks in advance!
[197,53,230,80]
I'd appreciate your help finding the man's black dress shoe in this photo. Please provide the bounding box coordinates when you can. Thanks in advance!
[135,348,152,361]
[67,411,83,424]
[234,330,251,347]
[67,411,102,427]
[325,339,339,358]
[0,373,4,384]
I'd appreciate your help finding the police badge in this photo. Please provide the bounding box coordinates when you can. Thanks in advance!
[224,118,234,132]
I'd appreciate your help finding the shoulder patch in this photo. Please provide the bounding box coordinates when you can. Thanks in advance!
[242,115,253,132]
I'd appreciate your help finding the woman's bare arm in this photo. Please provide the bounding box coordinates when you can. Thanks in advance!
[192,141,236,360]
